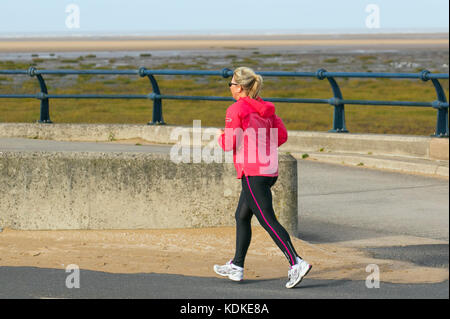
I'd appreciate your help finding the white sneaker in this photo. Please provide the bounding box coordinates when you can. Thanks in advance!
[213,260,244,282]
[286,257,312,289]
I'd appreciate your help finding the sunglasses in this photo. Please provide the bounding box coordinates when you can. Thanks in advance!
[228,82,239,87]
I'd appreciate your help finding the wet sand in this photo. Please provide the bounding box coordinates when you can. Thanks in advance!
[0,33,448,52]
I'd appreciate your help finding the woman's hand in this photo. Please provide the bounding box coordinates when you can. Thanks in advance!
[216,128,224,139]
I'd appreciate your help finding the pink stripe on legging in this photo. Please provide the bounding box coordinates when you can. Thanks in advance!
[245,175,295,266]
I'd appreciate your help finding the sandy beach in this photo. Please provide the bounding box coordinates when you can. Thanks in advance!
[0,226,448,284]
[0,33,448,52]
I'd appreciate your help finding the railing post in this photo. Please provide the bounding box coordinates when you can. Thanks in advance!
[221,67,233,79]
[316,68,348,133]
[421,70,449,138]
[28,67,52,123]
[139,67,165,125]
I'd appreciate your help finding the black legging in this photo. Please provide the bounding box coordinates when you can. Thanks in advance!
[232,175,300,268]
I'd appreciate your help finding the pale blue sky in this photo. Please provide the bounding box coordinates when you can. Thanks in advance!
[0,0,448,36]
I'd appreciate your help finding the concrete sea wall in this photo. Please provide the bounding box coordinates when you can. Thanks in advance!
[0,150,298,232]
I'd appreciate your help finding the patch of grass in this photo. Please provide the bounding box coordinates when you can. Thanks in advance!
[0,60,30,69]
[32,58,45,63]
[78,63,96,69]
[358,55,377,62]
[231,58,258,68]
[108,132,116,141]
[324,58,339,63]
[116,65,138,70]
[254,53,282,58]
[60,59,80,64]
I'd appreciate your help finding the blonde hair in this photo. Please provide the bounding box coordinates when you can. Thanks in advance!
[233,66,263,99]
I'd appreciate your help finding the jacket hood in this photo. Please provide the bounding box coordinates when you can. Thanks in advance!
[240,96,275,118]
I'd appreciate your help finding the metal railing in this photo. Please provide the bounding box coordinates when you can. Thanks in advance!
[0,67,448,137]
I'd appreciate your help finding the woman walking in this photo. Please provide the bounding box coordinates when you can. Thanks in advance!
[214,66,311,289]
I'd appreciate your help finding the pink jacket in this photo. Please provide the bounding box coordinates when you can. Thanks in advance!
[218,96,288,179]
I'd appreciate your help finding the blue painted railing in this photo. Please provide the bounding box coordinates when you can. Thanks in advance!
[0,67,448,137]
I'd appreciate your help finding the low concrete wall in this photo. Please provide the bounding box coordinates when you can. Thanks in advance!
[0,151,298,233]
[280,131,445,160]
[0,122,448,160]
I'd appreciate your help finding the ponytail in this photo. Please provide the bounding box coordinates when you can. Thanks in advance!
[233,67,263,99]
[248,74,263,99]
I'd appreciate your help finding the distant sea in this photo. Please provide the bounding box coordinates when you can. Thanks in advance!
[0,28,448,39]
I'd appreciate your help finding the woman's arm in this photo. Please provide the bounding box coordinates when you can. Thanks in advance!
[273,115,288,147]
[218,105,242,152]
